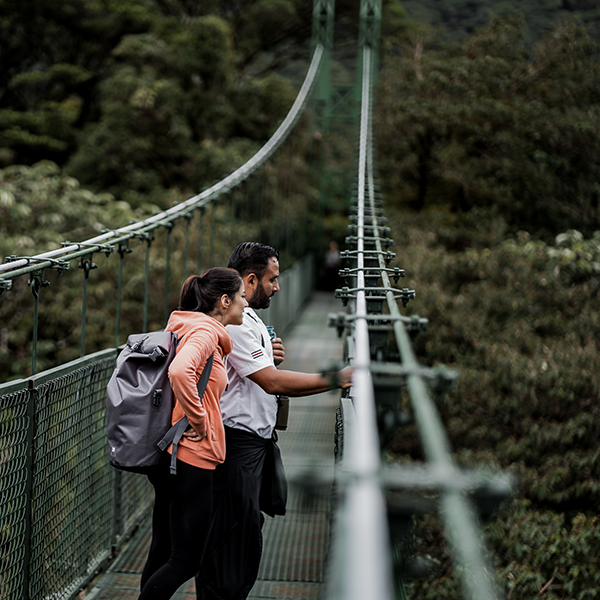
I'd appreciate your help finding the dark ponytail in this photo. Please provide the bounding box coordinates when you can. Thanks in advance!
[178,268,242,313]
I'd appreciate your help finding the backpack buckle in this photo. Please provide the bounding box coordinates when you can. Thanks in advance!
[153,389,162,406]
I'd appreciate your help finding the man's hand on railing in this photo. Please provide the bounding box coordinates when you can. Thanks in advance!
[337,366,353,389]
[321,365,353,390]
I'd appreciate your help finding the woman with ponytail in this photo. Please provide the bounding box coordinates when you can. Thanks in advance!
[139,268,247,600]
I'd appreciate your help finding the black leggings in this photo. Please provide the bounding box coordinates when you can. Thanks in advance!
[139,458,214,599]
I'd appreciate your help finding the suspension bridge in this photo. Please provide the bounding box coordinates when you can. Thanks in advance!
[0,2,514,599]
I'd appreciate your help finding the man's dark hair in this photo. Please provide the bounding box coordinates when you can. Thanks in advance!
[227,242,279,278]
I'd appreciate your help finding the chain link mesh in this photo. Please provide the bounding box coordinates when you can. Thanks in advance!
[0,384,31,599]
[0,353,154,600]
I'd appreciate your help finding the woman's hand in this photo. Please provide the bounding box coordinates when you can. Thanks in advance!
[183,425,206,442]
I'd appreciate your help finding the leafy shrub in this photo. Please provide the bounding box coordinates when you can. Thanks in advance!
[489,501,600,599]
[387,207,600,598]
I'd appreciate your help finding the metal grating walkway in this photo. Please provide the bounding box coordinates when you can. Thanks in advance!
[87,291,345,600]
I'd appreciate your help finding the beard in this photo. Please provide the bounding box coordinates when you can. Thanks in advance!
[249,280,272,309]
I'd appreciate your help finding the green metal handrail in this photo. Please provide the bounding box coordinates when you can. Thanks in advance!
[326,42,514,600]
[326,44,394,600]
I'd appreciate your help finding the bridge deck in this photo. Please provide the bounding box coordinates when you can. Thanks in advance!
[87,291,344,600]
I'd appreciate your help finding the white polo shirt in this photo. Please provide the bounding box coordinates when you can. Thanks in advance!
[221,307,278,439]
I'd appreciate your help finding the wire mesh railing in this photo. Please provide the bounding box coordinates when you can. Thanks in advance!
[0,348,148,600]
[0,256,314,600]
[325,44,515,600]
[0,43,324,600]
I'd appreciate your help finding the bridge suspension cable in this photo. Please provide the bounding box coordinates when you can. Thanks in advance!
[0,45,324,283]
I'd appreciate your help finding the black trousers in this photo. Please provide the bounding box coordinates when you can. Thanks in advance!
[139,456,214,599]
[196,426,285,600]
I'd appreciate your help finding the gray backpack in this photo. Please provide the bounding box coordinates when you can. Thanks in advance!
[106,331,214,475]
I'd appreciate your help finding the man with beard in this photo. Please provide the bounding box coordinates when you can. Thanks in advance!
[192,242,352,600]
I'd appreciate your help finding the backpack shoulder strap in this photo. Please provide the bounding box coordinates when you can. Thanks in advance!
[156,352,215,475]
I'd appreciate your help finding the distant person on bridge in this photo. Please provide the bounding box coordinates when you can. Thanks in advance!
[138,268,247,600]
[320,240,342,291]
[191,242,352,600]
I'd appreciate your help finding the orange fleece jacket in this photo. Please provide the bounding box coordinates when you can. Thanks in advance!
[166,311,233,470]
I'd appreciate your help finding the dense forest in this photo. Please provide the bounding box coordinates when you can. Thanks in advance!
[374,7,600,600]
[387,205,600,599]
[377,15,600,239]
[0,0,315,209]
[399,0,600,43]
[1,1,600,599]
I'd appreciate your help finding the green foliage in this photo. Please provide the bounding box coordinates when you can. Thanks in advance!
[0,0,153,163]
[0,111,324,380]
[63,10,303,207]
[156,15,234,88]
[64,12,298,207]
[488,501,600,598]
[376,17,600,238]
[0,1,312,205]
[406,499,600,598]
[387,207,600,598]
[550,229,600,283]
[66,56,195,206]
[398,0,600,43]
[0,161,139,378]
[381,0,410,40]
[233,0,303,70]
[0,161,136,258]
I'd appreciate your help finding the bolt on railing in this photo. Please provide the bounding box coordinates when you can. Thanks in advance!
[325,45,514,600]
